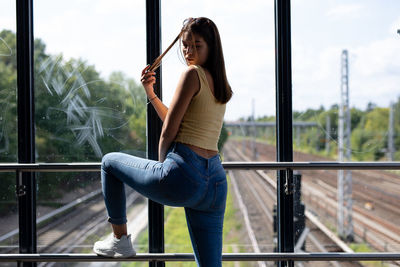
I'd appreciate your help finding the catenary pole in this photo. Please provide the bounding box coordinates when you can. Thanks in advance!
[338,50,353,241]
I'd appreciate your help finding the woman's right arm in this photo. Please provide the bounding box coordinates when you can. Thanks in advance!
[141,66,168,122]
[147,92,168,122]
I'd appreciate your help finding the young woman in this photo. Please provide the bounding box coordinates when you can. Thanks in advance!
[93,17,232,266]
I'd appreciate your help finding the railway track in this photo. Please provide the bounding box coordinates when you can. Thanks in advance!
[224,141,362,267]
[0,186,144,266]
[243,138,400,224]
[227,139,400,265]
[38,190,145,267]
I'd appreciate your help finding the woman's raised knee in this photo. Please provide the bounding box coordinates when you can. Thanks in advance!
[101,152,122,171]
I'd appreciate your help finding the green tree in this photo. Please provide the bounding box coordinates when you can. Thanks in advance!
[218,123,229,151]
[0,29,17,162]
[0,30,18,214]
[393,97,400,160]
[0,29,148,210]
[351,107,388,160]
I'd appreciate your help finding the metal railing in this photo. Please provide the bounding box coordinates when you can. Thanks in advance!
[1,161,399,172]
[1,253,400,262]
[1,161,400,263]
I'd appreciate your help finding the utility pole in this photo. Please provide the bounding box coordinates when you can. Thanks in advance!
[338,50,353,241]
[296,126,300,148]
[251,98,258,160]
[240,123,246,152]
[325,115,331,154]
[388,102,395,161]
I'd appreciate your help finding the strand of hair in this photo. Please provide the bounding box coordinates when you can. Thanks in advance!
[148,31,183,72]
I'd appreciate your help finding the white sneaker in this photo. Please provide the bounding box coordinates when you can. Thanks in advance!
[93,234,136,258]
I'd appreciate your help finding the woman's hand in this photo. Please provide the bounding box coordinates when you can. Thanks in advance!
[141,65,169,122]
[141,65,157,98]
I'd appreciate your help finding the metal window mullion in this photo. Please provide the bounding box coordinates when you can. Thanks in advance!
[16,0,37,267]
[275,0,294,266]
[146,1,164,267]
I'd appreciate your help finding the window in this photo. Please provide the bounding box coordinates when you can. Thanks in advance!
[33,0,148,254]
[292,0,400,260]
[0,0,18,256]
[161,2,277,261]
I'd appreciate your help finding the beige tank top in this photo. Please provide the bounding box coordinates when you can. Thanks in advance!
[174,65,226,151]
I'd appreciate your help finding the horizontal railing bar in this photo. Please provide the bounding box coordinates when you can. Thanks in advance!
[222,161,400,170]
[0,162,399,173]
[0,163,102,172]
[225,121,318,127]
[0,253,399,262]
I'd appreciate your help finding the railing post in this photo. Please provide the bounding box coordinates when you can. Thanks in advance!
[275,0,294,266]
[16,0,37,266]
[146,1,164,266]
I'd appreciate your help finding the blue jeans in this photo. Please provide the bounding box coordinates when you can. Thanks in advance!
[101,142,227,267]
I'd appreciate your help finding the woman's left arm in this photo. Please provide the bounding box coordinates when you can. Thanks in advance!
[158,66,200,162]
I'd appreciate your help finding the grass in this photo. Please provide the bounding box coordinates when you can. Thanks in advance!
[124,175,247,267]
[349,243,389,267]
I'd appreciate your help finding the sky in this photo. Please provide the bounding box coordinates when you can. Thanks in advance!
[1,0,399,121]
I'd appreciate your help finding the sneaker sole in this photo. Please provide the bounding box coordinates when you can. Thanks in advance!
[93,247,136,258]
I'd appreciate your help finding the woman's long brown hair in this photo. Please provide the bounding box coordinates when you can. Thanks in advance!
[148,17,232,104]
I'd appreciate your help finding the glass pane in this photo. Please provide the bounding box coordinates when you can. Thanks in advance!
[0,4,17,162]
[33,1,147,258]
[161,2,275,265]
[292,0,400,264]
[292,0,400,163]
[35,171,148,255]
[300,169,400,263]
[0,1,18,263]
[161,3,276,164]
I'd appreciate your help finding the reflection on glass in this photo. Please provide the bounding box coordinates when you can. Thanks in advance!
[34,1,147,163]
[0,2,18,263]
[0,29,17,162]
[35,53,147,162]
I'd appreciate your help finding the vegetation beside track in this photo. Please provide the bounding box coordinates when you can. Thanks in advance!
[350,243,389,267]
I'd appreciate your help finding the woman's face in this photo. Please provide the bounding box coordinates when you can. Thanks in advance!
[182,32,209,66]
